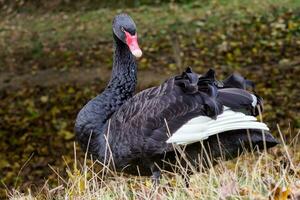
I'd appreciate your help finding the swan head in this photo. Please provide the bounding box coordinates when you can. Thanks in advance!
[113,14,142,58]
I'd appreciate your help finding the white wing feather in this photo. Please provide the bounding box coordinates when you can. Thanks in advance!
[166,107,269,145]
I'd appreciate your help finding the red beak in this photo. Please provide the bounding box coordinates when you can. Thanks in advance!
[124,31,142,58]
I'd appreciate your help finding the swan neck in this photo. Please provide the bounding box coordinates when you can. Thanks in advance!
[110,38,137,83]
[75,32,138,161]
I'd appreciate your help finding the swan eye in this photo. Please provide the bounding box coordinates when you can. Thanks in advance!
[121,27,125,32]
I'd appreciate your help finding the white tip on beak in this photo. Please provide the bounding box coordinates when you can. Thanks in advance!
[132,49,143,58]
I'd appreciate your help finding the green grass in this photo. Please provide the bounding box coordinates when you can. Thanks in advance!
[1,0,300,50]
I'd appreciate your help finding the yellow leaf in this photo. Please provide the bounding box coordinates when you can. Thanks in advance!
[273,186,291,200]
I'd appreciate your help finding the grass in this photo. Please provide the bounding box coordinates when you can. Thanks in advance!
[1,0,300,50]
[6,127,300,199]
[1,0,300,74]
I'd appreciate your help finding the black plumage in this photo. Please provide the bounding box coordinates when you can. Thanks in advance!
[75,14,278,183]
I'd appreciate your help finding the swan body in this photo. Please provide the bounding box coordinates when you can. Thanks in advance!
[75,14,278,183]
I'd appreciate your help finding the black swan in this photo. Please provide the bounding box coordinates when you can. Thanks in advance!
[75,14,278,184]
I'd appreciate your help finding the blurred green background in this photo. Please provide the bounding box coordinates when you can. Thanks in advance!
[0,0,299,198]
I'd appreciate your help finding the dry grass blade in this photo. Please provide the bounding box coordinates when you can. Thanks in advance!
[7,128,300,199]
